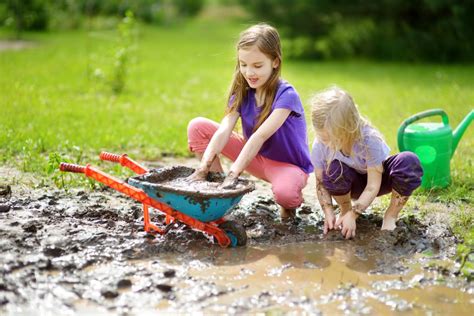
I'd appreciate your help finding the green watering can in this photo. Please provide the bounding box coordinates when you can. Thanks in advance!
[398,109,474,189]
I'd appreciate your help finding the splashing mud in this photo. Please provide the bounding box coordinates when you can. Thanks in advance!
[0,162,472,315]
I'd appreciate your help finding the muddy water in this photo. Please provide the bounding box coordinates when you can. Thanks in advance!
[0,164,473,315]
[69,241,473,315]
[184,243,473,314]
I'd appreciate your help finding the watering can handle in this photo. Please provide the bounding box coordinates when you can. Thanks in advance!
[397,109,449,152]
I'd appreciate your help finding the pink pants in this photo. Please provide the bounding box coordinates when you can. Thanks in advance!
[187,117,308,209]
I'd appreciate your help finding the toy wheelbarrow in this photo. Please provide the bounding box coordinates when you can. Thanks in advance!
[59,152,254,247]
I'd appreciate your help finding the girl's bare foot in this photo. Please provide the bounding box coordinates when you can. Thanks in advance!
[381,190,409,231]
[279,207,296,220]
[381,216,397,230]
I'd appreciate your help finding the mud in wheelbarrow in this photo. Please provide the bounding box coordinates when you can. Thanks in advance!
[128,166,254,222]
[59,152,255,247]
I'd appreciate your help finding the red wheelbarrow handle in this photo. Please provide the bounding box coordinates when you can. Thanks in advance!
[59,163,86,173]
[99,152,122,163]
[99,151,148,175]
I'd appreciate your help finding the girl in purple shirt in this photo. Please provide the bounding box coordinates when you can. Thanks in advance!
[187,23,313,220]
[310,87,423,238]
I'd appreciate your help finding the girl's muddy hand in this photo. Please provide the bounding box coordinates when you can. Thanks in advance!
[220,177,238,189]
[335,212,357,239]
[187,168,208,182]
[323,212,336,234]
[219,171,239,189]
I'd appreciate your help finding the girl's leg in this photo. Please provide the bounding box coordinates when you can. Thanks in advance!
[382,190,409,230]
[262,160,308,218]
[380,152,423,230]
[187,117,228,172]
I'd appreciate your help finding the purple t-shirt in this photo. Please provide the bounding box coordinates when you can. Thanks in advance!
[311,125,390,174]
[237,80,313,174]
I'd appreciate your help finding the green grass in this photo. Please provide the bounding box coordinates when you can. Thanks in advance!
[1,19,473,201]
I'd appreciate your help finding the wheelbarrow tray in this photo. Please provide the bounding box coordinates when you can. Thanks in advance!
[127,166,254,222]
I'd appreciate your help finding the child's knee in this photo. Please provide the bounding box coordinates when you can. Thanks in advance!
[390,152,423,196]
[272,185,303,209]
[187,117,210,138]
[187,117,215,153]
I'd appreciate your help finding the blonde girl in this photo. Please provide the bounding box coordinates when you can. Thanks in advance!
[310,87,423,238]
[187,23,313,220]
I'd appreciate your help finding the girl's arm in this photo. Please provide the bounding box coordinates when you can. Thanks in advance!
[352,165,383,213]
[221,108,291,185]
[315,168,337,234]
[315,168,334,213]
[192,111,240,178]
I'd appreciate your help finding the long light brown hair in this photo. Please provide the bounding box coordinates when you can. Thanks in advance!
[226,23,282,132]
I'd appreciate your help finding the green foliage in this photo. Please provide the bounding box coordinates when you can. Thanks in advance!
[94,0,206,25]
[239,0,474,62]
[3,0,49,37]
[449,204,474,239]
[456,229,474,281]
[0,0,205,34]
[447,203,474,280]
[88,10,137,95]
[111,10,137,94]
[417,183,474,205]
[47,152,67,189]
[174,0,205,17]
[48,0,82,30]
[80,0,165,23]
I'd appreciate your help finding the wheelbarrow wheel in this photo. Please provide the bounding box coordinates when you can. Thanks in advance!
[218,220,247,247]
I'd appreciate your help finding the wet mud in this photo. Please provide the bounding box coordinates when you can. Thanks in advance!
[0,165,472,314]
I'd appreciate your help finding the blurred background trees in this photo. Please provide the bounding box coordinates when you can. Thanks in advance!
[238,0,474,62]
[1,0,473,62]
[0,0,206,36]
[1,0,50,37]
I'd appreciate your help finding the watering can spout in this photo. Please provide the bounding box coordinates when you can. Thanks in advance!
[452,110,474,157]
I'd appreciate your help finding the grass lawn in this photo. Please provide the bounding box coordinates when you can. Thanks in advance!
[1,19,473,203]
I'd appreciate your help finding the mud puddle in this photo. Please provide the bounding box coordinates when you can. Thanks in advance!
[0,162,472,314]
[183,243,472,314]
